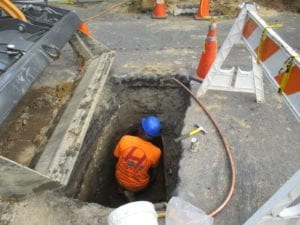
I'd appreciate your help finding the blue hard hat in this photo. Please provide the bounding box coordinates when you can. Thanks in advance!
[141,116,161,137]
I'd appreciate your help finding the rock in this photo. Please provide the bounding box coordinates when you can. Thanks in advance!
[140,0,154,11]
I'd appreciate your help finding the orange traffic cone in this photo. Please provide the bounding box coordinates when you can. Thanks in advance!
[207,19,217,37]
[195,0,210,20]
[78,23,93,38]
[152,0,167,19]
[196,20,217,79]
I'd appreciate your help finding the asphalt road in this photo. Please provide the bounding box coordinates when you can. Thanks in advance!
[65,4,300,224]
[2,2,298,225]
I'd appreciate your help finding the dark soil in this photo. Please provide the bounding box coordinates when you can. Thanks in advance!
[0,83,74,167]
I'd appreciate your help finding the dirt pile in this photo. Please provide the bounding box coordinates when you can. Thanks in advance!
[255,0,300,13]
[135,0,299,16]
[0,83,74,167]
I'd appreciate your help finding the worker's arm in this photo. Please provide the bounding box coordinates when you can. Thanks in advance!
[150,147,161,168]
[113,137,123,158]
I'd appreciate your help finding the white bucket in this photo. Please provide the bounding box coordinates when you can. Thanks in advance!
[108,201,158,225]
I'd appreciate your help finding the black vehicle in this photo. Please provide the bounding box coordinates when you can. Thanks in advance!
[0,2,81,124]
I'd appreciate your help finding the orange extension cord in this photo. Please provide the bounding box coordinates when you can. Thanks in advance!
[84,0,131,22]
[172,77,236,217]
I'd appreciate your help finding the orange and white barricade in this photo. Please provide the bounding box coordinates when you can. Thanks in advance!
[197,2,300,121]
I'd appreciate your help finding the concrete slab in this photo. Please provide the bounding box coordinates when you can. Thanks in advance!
[35,52,115,185]
[0,156,59,199]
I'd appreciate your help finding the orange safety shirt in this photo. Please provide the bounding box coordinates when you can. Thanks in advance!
[114,135,161,192]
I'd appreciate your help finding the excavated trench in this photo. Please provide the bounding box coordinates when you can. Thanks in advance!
[0,71,190,207]
[60,74,191,207]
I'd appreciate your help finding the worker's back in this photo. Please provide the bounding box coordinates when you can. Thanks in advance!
[114,135,161,192]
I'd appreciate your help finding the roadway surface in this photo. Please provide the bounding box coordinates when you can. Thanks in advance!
[68,4,300,224]
[1,2,299,225]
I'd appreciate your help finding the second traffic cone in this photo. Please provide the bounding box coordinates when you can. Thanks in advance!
[78,23,93,38]
[152,0,167,19]
[207,19,217,37]
[196,20,217,79]
[195,0,210,20]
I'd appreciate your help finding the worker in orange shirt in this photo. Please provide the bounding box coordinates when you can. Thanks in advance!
[114,116,161,200]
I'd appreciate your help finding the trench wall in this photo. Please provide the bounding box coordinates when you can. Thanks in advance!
[64,74,190,207]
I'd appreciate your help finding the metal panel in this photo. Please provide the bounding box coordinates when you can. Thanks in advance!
[0,4,81,125]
